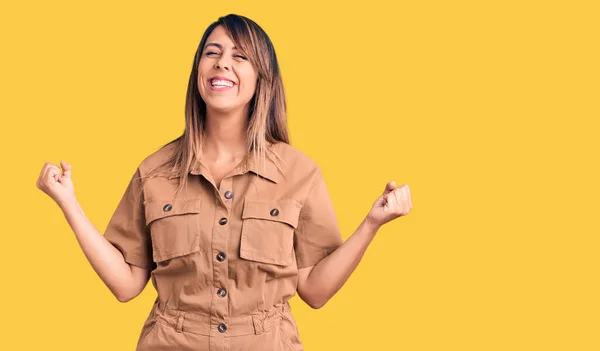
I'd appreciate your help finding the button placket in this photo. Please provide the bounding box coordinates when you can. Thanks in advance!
[211,177,232,341]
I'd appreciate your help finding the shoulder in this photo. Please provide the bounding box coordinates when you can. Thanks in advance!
[271,142,319,170]
[270,141,322,184]
[136,140,179,176]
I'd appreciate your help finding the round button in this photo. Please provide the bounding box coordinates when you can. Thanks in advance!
[217,288,227,297]
[218,323,227,333]
[219,217,228,225]
[224,191,233,199]
[163,204,172,212]
[270,208,279,216]
[216,252,227,262]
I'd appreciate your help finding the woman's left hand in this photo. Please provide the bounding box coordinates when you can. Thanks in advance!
[366,181,412,228]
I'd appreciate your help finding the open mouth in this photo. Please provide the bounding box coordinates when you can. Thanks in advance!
[210,78,235,88]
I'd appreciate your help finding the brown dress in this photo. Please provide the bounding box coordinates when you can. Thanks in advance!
[103,141,344,351]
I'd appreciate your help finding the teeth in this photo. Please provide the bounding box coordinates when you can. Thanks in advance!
[211,79,233,87]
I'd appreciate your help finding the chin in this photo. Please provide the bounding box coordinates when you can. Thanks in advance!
[206,102,241,113]
[206,98,252,114]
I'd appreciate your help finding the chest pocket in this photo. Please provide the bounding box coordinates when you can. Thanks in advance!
[240,198,301,266]
[144,197,202,263]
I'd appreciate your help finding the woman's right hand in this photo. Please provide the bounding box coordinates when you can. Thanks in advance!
[36,160,76,208]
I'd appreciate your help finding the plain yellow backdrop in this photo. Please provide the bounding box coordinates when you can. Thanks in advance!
[1,0,599,350]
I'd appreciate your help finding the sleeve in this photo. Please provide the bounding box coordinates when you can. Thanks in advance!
[294,170,345,269]
[103,167,155,270]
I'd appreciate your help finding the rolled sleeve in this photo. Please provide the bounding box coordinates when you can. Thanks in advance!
[103,167,155,270]
[294,171,344,269]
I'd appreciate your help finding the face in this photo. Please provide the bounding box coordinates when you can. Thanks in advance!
[197,25,258,115]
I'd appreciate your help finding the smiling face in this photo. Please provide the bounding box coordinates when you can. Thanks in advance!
[197,25,258,115]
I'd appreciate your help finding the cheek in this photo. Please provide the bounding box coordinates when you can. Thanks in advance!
[196,76,205,97]
[240,71,258,95]
[197,60,212,82]
[197,68,209,95]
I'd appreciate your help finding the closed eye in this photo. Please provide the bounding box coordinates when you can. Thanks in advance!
[204,51,247,60]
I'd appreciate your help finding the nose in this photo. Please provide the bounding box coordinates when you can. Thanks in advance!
[215,56,231,71]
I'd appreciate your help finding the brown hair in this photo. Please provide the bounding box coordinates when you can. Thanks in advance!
[139,14,289,199]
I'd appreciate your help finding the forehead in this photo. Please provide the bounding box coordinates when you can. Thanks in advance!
[205,25,235,48]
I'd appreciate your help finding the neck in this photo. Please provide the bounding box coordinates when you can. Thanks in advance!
[202,106,249,163]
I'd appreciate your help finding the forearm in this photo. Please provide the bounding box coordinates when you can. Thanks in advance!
[301,216,380,308]
[60,198,137,302]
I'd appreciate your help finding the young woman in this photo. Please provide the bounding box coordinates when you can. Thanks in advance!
[36,14,412,351]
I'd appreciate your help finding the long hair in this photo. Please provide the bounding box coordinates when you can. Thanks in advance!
[140,14,289,199]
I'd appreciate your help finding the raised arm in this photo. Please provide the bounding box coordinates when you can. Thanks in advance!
[297,181,412,308]
[36,161,151,302]
[60,198,151,302]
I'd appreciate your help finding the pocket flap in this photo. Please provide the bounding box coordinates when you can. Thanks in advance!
[242,199,301,228]
[144,197,202,226]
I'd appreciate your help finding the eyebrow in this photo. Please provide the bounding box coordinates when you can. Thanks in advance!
[204,43,238,50]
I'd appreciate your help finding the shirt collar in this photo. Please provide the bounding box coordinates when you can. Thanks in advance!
[167,143,280,183]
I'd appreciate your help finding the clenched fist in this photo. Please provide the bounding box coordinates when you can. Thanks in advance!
[366,181,412,228]
[36,160,75,208]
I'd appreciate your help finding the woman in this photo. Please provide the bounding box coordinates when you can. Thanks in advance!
[36,14,412,351]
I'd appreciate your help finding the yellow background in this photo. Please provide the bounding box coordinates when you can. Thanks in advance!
[1,0,598,350]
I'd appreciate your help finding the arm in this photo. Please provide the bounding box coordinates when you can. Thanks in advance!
[297,181,412,309]
[297,217,379,309]
[61,198,151,302]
